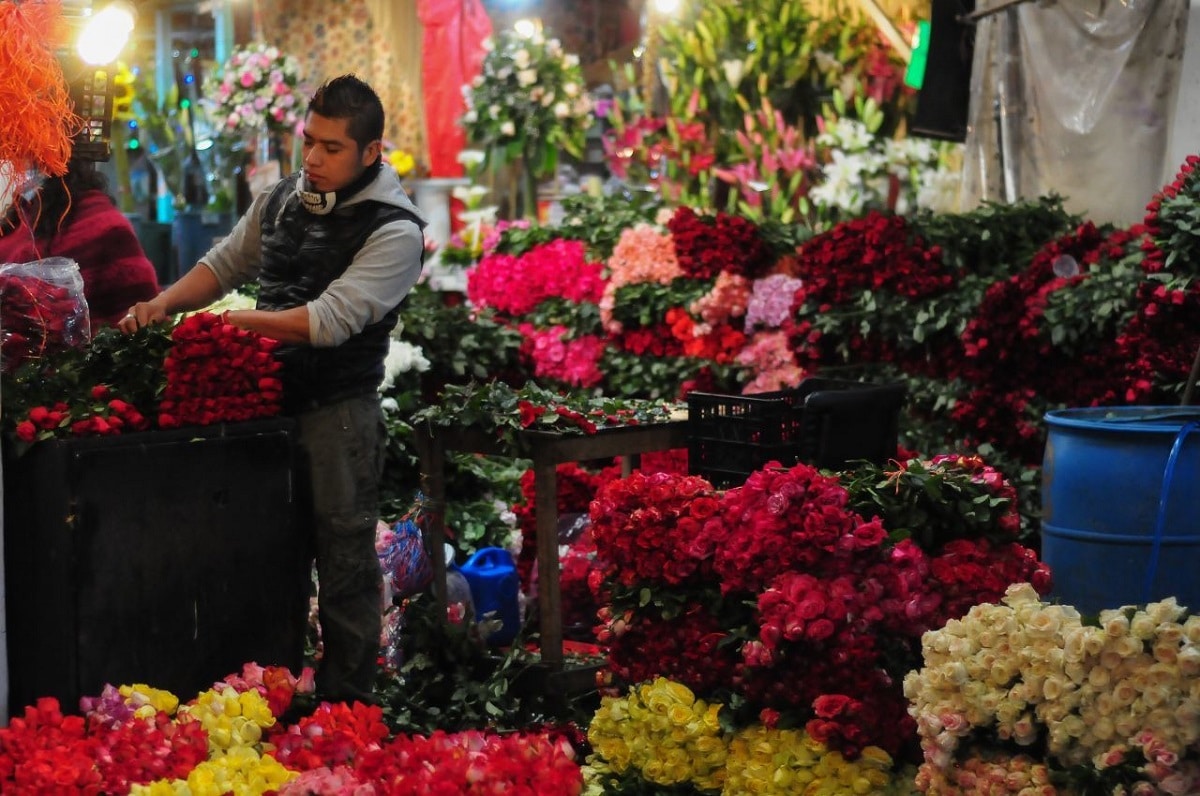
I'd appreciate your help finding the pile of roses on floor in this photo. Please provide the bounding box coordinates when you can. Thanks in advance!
[6,452,1195,794]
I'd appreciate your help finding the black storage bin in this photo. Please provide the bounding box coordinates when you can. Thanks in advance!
[687,377,906,488]
[3,419,309,713]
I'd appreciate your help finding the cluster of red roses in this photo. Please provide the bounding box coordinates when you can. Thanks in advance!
[586,455,1050,763]
[270,704,582,793]
[666,206,771,280]
[157,312,283,429]
[0,268,89,374]
[13,384,151,445]
[953,221,1146,462]
[0,696,208,792]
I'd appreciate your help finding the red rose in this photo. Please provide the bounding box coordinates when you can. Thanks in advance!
[15,420,36,442]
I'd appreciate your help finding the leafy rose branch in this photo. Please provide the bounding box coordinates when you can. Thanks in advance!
[409,380,683,451]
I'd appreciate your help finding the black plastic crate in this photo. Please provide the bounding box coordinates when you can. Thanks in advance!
[687,377,906,488]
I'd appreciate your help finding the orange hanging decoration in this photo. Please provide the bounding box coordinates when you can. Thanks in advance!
[0,0,82,211]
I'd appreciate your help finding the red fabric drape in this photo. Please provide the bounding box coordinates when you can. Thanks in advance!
[417,0,492,177]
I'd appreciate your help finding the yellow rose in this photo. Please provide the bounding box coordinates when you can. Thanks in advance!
[388,149,416,177]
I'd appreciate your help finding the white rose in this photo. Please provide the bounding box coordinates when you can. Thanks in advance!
[456,149,486,168]
[500,121,515,136]
[1183,615,1200,644]
[1130,613,1157,640]
[1177,643,1200,676]
[562,81,579,97]
[517,69,538,87]
[463,110,478,124]
[553,102,570,119]
[513,49,530,69]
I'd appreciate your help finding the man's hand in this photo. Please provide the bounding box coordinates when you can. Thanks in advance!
[118,298,171,333]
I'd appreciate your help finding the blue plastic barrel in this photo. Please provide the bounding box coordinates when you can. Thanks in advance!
[458,548,522,645]
[1042,407,1200,614]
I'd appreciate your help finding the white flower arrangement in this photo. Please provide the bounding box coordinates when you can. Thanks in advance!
[204,42,305,137]
[904,582,1200,792]
[459,26,594,184]
[810,116,961,220]
[380,338,431,392]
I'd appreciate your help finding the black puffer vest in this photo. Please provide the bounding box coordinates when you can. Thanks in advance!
[256,171,423,412]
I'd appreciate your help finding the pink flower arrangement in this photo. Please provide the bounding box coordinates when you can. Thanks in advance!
[205,41,305,136]
[467,239,605,318]
[689,271,751,329]
[600,224,682,332]
[744,273,805,332]
[735,330,806,394]
[518,324,606,388]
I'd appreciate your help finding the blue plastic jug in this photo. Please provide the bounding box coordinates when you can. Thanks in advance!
[458,547,522,645]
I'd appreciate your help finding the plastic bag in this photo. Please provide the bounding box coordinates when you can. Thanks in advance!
[0,256,91,373]
[379,518,433,602]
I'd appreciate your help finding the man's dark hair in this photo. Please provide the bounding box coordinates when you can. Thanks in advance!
[1,157,111,239]
[307,74,385,151]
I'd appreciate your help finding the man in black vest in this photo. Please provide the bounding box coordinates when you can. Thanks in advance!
[121,74,427,705]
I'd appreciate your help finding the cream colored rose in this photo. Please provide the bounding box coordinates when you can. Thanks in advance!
[1146,597,1186,625]
[1130,612,1158,640]
[1102,612,1131,639]
[1177,643,1200,676]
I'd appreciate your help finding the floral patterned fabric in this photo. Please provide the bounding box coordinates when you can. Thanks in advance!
[258,0,426,162]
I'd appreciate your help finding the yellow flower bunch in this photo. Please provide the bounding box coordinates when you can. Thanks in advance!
[724,725,895,796]
[129,746,297,796]
[178,684,276,754]
[119,683,180,718]
[387,149,417,178]
[587,677,727,791]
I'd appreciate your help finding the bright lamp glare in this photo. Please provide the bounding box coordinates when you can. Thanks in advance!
[513,18,539,38]
[652,0,681,15]
[77,4,135,65]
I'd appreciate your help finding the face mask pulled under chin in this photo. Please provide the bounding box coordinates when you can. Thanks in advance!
[298,171,337,215]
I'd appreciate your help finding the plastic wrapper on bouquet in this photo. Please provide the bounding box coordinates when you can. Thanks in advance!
[0,257,91,373]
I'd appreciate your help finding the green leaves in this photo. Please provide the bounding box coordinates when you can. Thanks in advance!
[394,285,522,389]
[841,457,1022,550]
[409,380,684,452]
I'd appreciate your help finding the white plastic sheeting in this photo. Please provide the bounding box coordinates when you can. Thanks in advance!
[961,0,1189,226]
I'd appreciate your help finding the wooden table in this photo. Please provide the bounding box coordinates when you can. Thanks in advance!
[413,421,689,667]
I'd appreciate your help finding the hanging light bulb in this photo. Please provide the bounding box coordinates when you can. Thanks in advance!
[76,1,136,66]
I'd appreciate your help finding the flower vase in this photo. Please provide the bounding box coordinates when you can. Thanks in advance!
[519,165,540,222]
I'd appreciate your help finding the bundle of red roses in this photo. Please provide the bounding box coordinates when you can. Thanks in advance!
[157,312,283,429]
[0,696,208,793]
[0,260,91,374]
